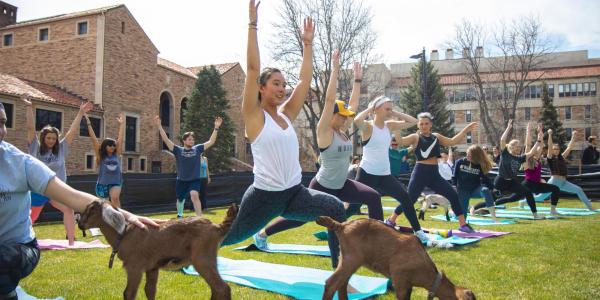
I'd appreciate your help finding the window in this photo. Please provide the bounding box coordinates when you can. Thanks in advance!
[585,128,592,140]
[151,161,161,173]
[466,88,476,101]
[465,110,472,122]
[565,128,572,140]
[525,107,531,120]
[125,115,138,152]
[565,106,571,120]
[3,33,12,47]
[583,83,590,96]
[245,140,252,155]
[127,157,134,172]
[559,84,564,97]
[39,28,49,41]
[466,132,472,144]
[591,82,597,96]
[79,116,102,137]
[84,153,95,171]
[77,21,88,35]
[585,105,592,119]
[455,90,465,102]
[0,101,13,128]
[577,83,583,96]
[564,84,570,97]
[547,84,554,98]
[139,157,147,172]
[35,108,62,131]
[121,21,125,34]
[570,83,577,97]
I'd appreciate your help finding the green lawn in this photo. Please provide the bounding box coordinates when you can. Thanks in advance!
[22,198,600,299]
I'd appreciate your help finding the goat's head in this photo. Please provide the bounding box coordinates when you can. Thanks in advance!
[78,200,127,234]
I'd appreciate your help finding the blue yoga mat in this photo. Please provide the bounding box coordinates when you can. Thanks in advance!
[487,212,556,220]
[431,215,517,225]
[510,206,599,215]
[498,209,595,217]
[182,257,389,300]
[235,243,331,257]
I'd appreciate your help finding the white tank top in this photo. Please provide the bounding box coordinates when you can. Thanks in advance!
[251,110,302,191]
[359,122,392,175]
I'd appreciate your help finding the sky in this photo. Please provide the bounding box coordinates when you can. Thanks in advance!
[7,0,600,70]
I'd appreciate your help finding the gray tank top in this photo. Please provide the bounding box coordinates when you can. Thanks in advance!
[98,154,123,185]
[315,131,353,189]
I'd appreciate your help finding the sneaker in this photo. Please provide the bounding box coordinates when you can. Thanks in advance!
[384,217,397,228]
[177,215,183,219]
[458,224,475,233]
[253,232,268,250]
[532,213,545,220]
[415,230,431,243]
[89,228,102,236]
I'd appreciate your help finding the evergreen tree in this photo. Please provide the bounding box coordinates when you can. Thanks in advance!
[400,59,454,138]
[183,66,235,172]
[539,82,567,149]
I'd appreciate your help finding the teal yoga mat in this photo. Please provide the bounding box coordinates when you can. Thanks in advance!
[182,257,389,300]
[487,212,556,220]
[497,209,595,216]
[235,243,331,257]
[510,206,599,215]
[431,215,517,225]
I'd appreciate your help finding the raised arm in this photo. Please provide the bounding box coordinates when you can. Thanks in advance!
[85,114,100,157]
[348,62,362,113]
[499,119,513,151]
[353,103,373,134]
[437,122,478,147]
[448,147,454,165]
[281,17,314,121]
[21,95,35,144]
[562,130,578,158]
[394,130,418,147]
[546,129,554,159]
[153,116,174,152]
[115,113,125,154]
[525,126,544,158]
[202,117,222,150]
[524,122,533,153]
[64,102,93,145]
[316,50,339,148]
[387,111,418,131]
[241,0,263,142]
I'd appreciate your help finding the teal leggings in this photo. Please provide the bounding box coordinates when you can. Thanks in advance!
[533,177,593,210]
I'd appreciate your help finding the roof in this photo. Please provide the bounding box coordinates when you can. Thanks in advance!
[1,4,123,30]
[188,63,239,76]
[0,73,102,111]
[157,57,197,79]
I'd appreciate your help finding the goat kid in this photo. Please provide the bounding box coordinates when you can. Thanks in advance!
[418,194,451,221]
[78,200,238,300]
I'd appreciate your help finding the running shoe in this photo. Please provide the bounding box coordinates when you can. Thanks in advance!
[253,232,268,250]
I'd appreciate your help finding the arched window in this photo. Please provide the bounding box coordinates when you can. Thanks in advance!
[159,92,173,150]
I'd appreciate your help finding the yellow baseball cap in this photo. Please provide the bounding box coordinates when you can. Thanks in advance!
[333,100,356,117]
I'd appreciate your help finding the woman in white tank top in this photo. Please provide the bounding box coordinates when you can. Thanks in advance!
[221,1,346,269]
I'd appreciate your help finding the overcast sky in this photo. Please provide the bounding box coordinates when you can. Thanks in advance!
[8,0,600,69]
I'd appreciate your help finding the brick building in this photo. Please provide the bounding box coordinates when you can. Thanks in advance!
[0,2,248,175]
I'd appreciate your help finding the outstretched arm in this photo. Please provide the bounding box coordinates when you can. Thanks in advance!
[348,62,362,113]
[546,129,554,159]
[21,95,35,144]
[153,116,174,151]
[387,111,418,131]
[437,122,478,147]
[241,0,263,142]
[64,102,93,145]
[525,127,544,158]
[562,130,578,158]
[281,17,314,121]
[499,119,513,151]
[115,113,125,154]
[524,122,533,153]
[316,50,339,149]
[85,114,100,157]
[202,117,223,150]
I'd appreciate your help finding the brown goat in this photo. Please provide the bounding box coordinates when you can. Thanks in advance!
[78,200,238,300]
[316,217,475,300]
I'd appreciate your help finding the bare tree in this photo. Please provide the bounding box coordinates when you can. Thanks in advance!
[449,16,554,145]
[270,0,379,152]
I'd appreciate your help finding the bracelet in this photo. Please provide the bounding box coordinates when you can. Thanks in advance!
[248,25,257,30]
[354,79,362,83]
[304,43,312,46]
[215,128,220,131]
[537,140,542,142]
[248,22,257,26]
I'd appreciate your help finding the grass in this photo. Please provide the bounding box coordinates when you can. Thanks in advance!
[22,198,600,299]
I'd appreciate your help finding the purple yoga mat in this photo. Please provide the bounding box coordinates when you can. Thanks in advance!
[397,226,510,239]
[38,239,110,250]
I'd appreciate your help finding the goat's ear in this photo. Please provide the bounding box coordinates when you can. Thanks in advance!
[102,205,127,234]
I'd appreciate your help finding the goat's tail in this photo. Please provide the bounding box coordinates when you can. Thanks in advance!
[315,216,342,231]
[218,204,239,235]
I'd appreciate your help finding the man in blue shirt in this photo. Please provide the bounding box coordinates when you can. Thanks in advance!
[0,103,161,299]
[389,138,412,177]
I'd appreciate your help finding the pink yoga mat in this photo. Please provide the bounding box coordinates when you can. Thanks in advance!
[37,239,110,250]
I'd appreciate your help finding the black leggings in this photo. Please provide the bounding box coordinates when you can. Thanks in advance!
[523,180,560,206]
[474,177,537,213]
[0,239,40,295]
[355,168,422,231]
[395,163,464,220]
[264,178,382,236]
[222,184,346,268]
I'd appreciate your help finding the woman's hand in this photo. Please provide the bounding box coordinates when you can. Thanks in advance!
[20,94,32,106]
[79,102,94,115]
[126,214,167,229]
[214,116,223,129]
[332,49,340,70]
[302,17,314,46]
[117,112,124,124]
[354,62,362,81]
[249,0,260,25]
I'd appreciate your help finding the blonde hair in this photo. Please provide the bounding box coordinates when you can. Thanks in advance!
[467,145,493,174]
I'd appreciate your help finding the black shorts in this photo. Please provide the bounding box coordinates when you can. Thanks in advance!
[176,179,201,200]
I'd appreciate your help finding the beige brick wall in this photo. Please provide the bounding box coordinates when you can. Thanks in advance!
[219,64,247,163]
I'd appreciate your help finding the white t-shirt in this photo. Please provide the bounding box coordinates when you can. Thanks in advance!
[0,141,56,244]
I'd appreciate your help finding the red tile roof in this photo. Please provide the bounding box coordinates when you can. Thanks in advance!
[157,57,197,79]
[188,63,239,76]
[0,73,101,111]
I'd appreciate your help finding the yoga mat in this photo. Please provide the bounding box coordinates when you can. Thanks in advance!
[431,215,517,225]
[235,243,331,257]
[182,257,389,300]
[397,226,511,239]
[496,209,595,216]
[15,286,64,300]
[510,206,599,215]
[314,230,329,240]
[37,239,110,250]
[486,212,556,220]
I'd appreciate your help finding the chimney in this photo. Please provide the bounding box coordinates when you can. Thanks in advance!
[475,46,483,58]
[462,47,470,58]
[0,1,17,28]
[430,49,439,61]
[445,48,454,60]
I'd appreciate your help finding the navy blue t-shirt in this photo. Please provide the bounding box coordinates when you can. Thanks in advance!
[172,144,205,181]
[453,157,491,190]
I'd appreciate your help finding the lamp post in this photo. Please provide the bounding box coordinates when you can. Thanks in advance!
[410,47,428,112]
